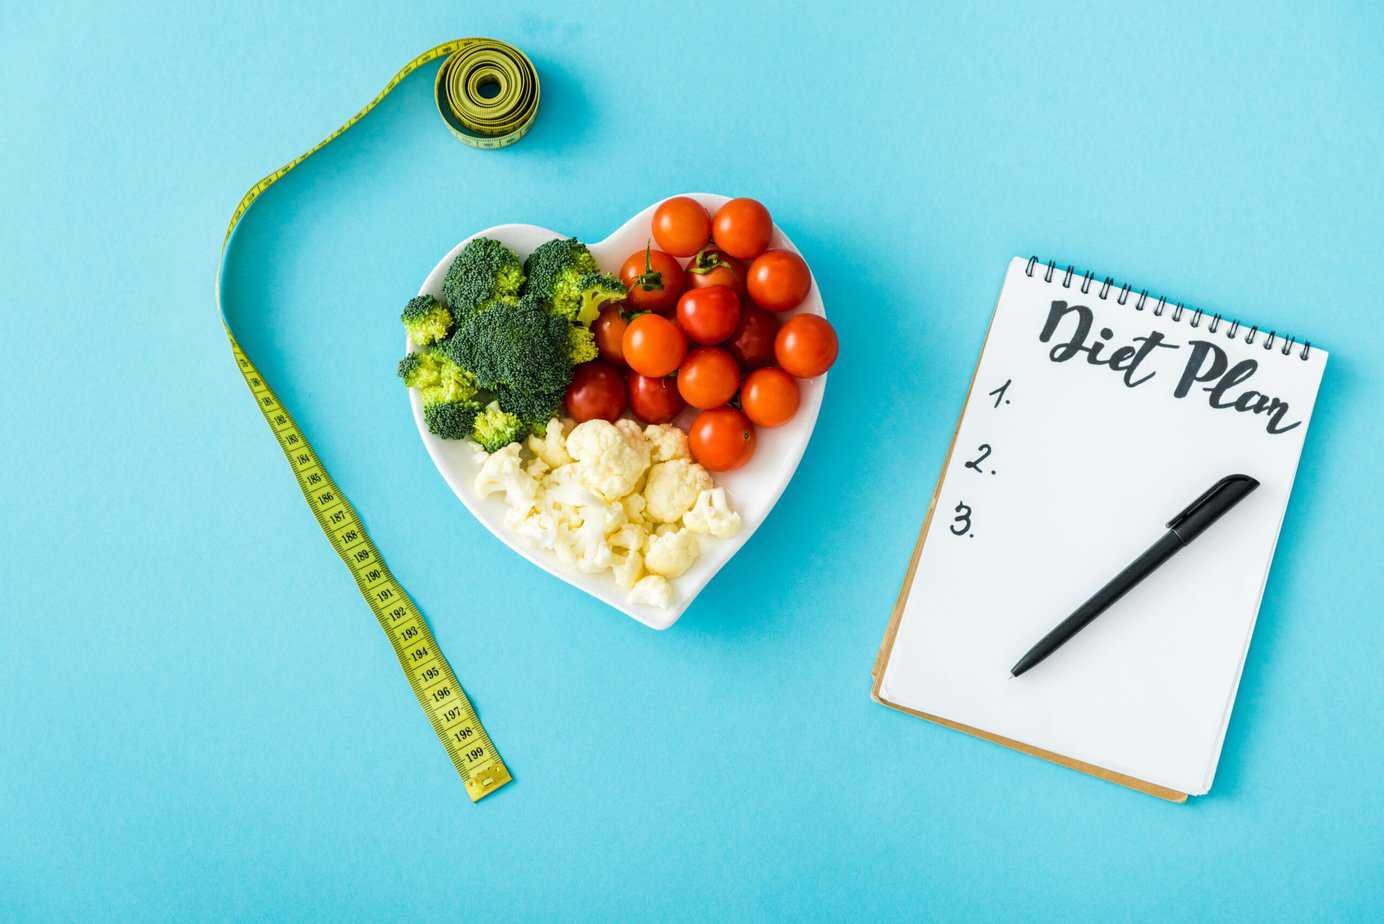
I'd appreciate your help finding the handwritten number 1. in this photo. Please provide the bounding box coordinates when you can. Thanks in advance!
[988,378,1011,408]
[950,502,973,537]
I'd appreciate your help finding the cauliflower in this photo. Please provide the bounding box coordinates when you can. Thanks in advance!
[608,525,647,590]
[622,492,650,527]
[567,419,651,502]
[643,423,690,463]
[628,574,674,609]
[644,528,700,578]
[527,418,573,468]
[474,443,538,511]
[505,505,559,551]
[683,487,743,539]
[612,548,644,589]
[525,457,551,480]
[643,459,713,523]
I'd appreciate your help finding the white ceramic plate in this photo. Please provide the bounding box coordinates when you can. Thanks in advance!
[408,193,826,629]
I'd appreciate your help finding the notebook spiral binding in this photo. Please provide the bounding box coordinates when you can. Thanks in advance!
[1025,256,1311,360]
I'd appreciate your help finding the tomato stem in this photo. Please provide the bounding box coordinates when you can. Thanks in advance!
[687,247,729,275]
[632,241,665,292]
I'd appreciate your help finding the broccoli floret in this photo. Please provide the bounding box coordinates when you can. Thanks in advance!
[401,294,453,346]
[496,383,566,433]
[471,401,525,452]
[397,346,481,407]
[423,401,480,440]
[443,300,572,396]
[567,325,599,365]
[573,272,625,326]
[523,237,601,322]
[441,237,525,323]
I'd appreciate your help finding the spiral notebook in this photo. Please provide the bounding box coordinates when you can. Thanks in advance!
[872,257,1327,801]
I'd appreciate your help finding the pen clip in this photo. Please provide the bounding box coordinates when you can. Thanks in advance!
[1166,474,1255,530]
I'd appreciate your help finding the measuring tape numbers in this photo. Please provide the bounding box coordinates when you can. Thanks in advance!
[216,39,540,802]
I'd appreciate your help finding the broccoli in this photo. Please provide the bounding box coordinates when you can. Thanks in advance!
[471,401,526,452]
[397,346,481,408]
[440,237,525,323]
[423,401,480,441]
[567,325,599,365]
[522,237,602,322]
[573,272,626,326]
[496,383,566,433]
[443,300,572,397]
[401,294,453,346]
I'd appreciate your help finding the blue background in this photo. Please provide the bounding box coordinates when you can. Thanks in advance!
[3,2,1381,920]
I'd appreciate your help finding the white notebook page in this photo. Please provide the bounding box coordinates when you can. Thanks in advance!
[879,258,1327,795]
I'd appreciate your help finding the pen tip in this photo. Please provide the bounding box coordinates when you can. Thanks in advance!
[1008,671,1017,679]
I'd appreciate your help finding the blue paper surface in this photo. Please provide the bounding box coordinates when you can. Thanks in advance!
[2,2,1381,920]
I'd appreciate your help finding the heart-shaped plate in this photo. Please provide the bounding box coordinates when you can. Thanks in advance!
[408,193,826,629]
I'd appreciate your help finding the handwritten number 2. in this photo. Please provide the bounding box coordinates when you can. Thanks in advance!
[950,502,972,537]
[988,378,1011,408]
[963,443,993,474]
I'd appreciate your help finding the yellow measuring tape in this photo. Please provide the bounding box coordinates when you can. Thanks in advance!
[216,39,540,802]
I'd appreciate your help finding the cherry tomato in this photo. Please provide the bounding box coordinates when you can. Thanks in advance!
[747,249,812,312]
[689,407,757,472]
[775,314,838,378]
[712,197,773,260]
[628,373,685,424]
[620,245,686,314]
[565,362,627,422]
[685,246,747,297]
[677,347,741,409]
[727,307,780,369]
[740,367,800,427]
[592,305,628,365]
[652,196,711,257]
[623,313,688,377]
[675,285,741,346]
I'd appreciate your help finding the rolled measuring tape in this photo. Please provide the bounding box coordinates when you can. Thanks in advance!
[216,39,539,803]
[434,39,540,148]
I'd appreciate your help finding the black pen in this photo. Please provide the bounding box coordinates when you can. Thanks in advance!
[1010,474,1260,678]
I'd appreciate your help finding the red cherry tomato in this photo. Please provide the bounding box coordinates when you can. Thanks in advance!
[689,407,757,472]
[565,362,627,422]
[685,246,747,297]
[628,373,685,424]
[675,285,742,345]
[712,198,773,260]
[747,249,812,311]
[620,245,686,314]
[775,314,838,378]
[740,367,800,427]
[592,305,628,365]
[622,313,688,377]
[727,307,780,369]
[677,347,741,409]
[652,196,711,257]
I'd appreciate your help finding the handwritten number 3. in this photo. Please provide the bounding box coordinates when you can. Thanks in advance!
[950,502,972,536]
[964,443,992,473]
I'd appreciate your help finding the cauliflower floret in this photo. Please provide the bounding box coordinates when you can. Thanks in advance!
[474,443,538,511]
[622,492,650,527]
[525,457,551,480]
[683,487,743,539]
[643,459,713,523]
[643,423,690,463]
[505,505,559,550]
[612,549,644,589]
[526,418,573,468]
[608,524,647,590]
[566,419,651,502]
[628,574,674,609]
[644,528,700,578]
